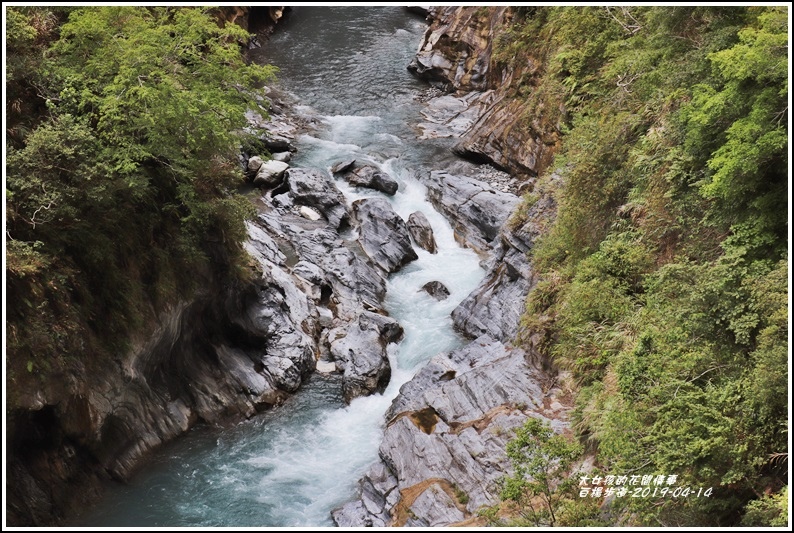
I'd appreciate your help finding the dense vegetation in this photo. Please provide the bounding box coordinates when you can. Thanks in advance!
[6,7,274,395]
[498,6,788,526]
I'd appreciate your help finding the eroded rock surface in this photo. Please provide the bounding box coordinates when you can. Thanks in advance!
[284,168,350,229]
[407,7,511,93]
[352,198,418,273]
[333,336,571,526]
[328,311,404,402]
[424,170,519,257]
[411,7,560,180]
[420,281,450,301]
[406,211,438,254]
[339,164,400,196]
[451,178,557,343]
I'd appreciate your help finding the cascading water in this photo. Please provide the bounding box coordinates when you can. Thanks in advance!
[75,7,486,526]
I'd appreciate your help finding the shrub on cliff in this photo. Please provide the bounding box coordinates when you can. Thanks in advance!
[509,6,788,526]
[6,7,275,393]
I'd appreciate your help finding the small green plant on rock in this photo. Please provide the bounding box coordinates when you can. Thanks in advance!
[499,417,582,526]
[452,483,469,505]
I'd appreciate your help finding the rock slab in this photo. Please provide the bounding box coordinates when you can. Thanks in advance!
[284,168,350,229]
[406,211,438,254]
[345,165,400,196]
[424,170,519,257]
[332,336,571,526]
[352,198,418,273]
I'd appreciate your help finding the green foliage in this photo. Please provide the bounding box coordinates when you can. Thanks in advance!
[6,7,270,389]
[500,418,582,526]
[742,486,788,527]
[508,5,788,526]
[452,483,469,505]
[682,6,788,244]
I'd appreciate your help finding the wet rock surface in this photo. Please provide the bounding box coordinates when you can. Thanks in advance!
[420,281,450,301]
[406,211,438,254]
[338,163,400,196]
[352,198,419,273]
[423,170,520,257]
[283,168,350,229]
[411,6,560,181]
[328,311,404,403]
[452,179,557,343]
[333,336,571,526]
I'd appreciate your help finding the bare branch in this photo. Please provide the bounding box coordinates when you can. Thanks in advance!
[605,6,643,35]
[29,202,54,229]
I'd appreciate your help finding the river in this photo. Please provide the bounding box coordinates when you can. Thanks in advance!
[74,7,486,527]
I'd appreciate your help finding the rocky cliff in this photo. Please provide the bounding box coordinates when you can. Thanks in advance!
[411,6,560,181]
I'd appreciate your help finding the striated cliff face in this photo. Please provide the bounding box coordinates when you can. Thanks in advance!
[7,277,312,525]
[408,7,511,93]
[410,6,560,181]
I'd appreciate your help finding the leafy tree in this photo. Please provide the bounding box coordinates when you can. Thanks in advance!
[742,486,789,526]
[500,418,582,526]
[6,7,274,387]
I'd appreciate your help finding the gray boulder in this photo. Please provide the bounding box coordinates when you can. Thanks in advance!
[406,211,438,253]
[254,160,290,188]
[247,155,265,174]
[345,165,399,196]
[262,135,294,153]
[285,168,350,229]
[420,281,450,301]
[328,311,404,403]
[352,198,418,273]
[331,159,356,174]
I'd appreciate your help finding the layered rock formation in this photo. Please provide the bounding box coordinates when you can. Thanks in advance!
[410,6,561,181]
[424,170,519,257]
[452,187,557,342]
[333,336,569,527]
[333,9,570,525]
[9,7,570,526]
[333,162,566,527]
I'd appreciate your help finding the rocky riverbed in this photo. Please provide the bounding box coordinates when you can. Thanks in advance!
[9,7,574,527]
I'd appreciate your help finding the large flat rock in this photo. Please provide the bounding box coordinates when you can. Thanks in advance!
[424,171,519,257]
[333,336,571,526]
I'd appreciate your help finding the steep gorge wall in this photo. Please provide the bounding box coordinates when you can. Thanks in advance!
[5,11,306,526]
[7,255,314,525]
[410,6,560,180]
